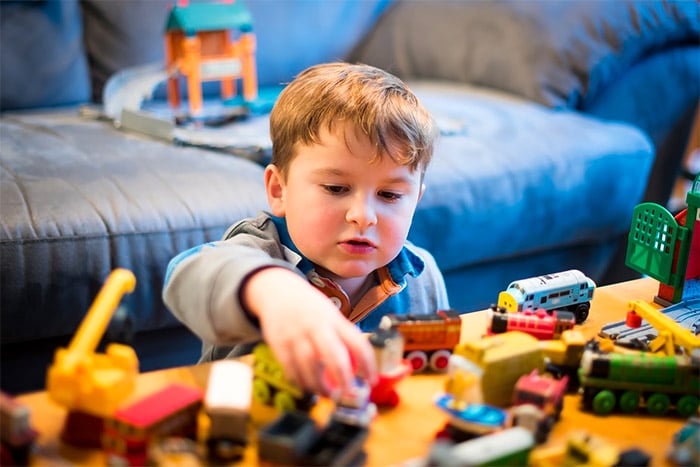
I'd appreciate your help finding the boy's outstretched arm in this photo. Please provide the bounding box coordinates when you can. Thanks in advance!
[242,267,377,396]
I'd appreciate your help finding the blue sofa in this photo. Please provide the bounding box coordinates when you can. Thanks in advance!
[1,0,698,393]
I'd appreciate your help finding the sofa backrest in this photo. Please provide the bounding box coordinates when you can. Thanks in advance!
[0,0,393,110]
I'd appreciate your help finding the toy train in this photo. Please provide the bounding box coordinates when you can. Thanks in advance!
[102,383,204,466]
[379,309,462,372]
[204,360,252,462]
[498,269,596,324]
[579,347,700,417]
[428,426,535,467]
[368,327,412,407]
[487,305,576,340]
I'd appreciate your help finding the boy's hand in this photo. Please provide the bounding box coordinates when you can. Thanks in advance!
[243,267,377,396]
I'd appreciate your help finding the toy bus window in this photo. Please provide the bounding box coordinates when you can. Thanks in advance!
[526,294,533,301]
[580,284,586,290]
[561,290,570,296]
[549,292,559,298]
[540,297,547,304]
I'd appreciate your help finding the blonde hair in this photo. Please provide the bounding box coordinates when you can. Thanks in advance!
[269,62,437,178]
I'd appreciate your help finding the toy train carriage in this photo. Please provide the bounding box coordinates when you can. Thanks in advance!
[579,348,700,417]
[488,306,576,340]
[252,343,317,412]
[379,309,462,373]
[497,269,595,324]
[102,383,203,466]
[204,360,252,461]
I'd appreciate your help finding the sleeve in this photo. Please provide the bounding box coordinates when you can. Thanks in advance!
[413,244,450,311]
[162,239,297,345]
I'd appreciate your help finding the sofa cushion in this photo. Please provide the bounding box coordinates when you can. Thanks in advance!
[0,110,268,344]
[0,0,90,110]
[406,81,654,272]
[352,0,700,109]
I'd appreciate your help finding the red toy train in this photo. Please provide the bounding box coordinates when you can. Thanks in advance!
[486,306,576,341]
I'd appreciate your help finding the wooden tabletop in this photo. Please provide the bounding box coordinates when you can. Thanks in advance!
[16,277,689,466]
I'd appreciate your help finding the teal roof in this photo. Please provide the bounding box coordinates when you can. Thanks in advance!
[166,2,253,36]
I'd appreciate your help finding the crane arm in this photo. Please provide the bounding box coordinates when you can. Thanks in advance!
[627,300,700,354]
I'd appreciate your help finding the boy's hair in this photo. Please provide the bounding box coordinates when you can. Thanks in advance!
[269,62,437,179]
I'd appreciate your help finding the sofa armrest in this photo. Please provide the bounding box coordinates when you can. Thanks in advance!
[351,0,700,109]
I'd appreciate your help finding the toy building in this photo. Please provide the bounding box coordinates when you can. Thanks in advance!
[626,175,700,305]
[164,0,257,116]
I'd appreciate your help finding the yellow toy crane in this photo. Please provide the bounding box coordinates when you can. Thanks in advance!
[46,269,139,418]
[626,299,700,357]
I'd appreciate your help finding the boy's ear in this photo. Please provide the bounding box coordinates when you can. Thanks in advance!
[265,164,286,216]
[418,183,426,203]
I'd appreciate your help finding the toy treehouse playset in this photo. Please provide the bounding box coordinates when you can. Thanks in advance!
[94,0,279,166]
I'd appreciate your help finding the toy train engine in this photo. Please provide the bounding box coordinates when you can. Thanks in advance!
[497,269,595,324]
[204,360,252,462]
[368,327,412,407]
[379,309,462,373]
[579,347,700,417]
[102,384,204,466]
[487,306,576,340]
[511,370,568,443]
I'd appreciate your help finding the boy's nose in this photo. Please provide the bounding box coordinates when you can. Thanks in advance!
[346,194,377,228]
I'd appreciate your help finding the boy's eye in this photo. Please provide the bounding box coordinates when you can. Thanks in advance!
[378,191,403,201]
[323,185,348,195]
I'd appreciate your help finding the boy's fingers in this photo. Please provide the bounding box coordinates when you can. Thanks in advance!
[337,322,377,385]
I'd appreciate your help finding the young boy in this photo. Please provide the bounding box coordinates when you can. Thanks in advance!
[163,62,449,396]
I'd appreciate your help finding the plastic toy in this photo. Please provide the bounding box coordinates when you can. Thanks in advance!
[378,309,462,372]
[368,327,412,407]
[252,343,316,412]
[204,360,252,461]
[102,383,204,466]
[511,369,568,443]
[331,378,377,428]
[538,329,588,391]
[46,268,139,418]
[529,430,650,467]
[427,427,535,467]
[668,416,700,467]
[487,305,576,340]
[579,346,700,417]
[624,299,700,356]
[626,175,700,305]
[164,0,258,116]
[0,391,38,465]
[497,269,596,324]
[257,410,368,466]
[451,331,545,407]
[434,393,510,441]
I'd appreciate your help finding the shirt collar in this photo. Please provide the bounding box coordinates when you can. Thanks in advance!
[269,214,424,283]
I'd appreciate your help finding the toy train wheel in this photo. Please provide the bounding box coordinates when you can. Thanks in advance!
[572,303,590,324]
[429,350,451,372]
[406,351,428,372]
[646,393,671,416]
[676,395,700,418]
[253,378,272,405]
[619,391,640,413]
[592,390,616,415]
[273,392,296,412]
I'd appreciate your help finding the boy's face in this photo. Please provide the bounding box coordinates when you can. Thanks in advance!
[266,125,424,281]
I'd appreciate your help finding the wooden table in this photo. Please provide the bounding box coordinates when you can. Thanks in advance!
[16,277,689,466]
